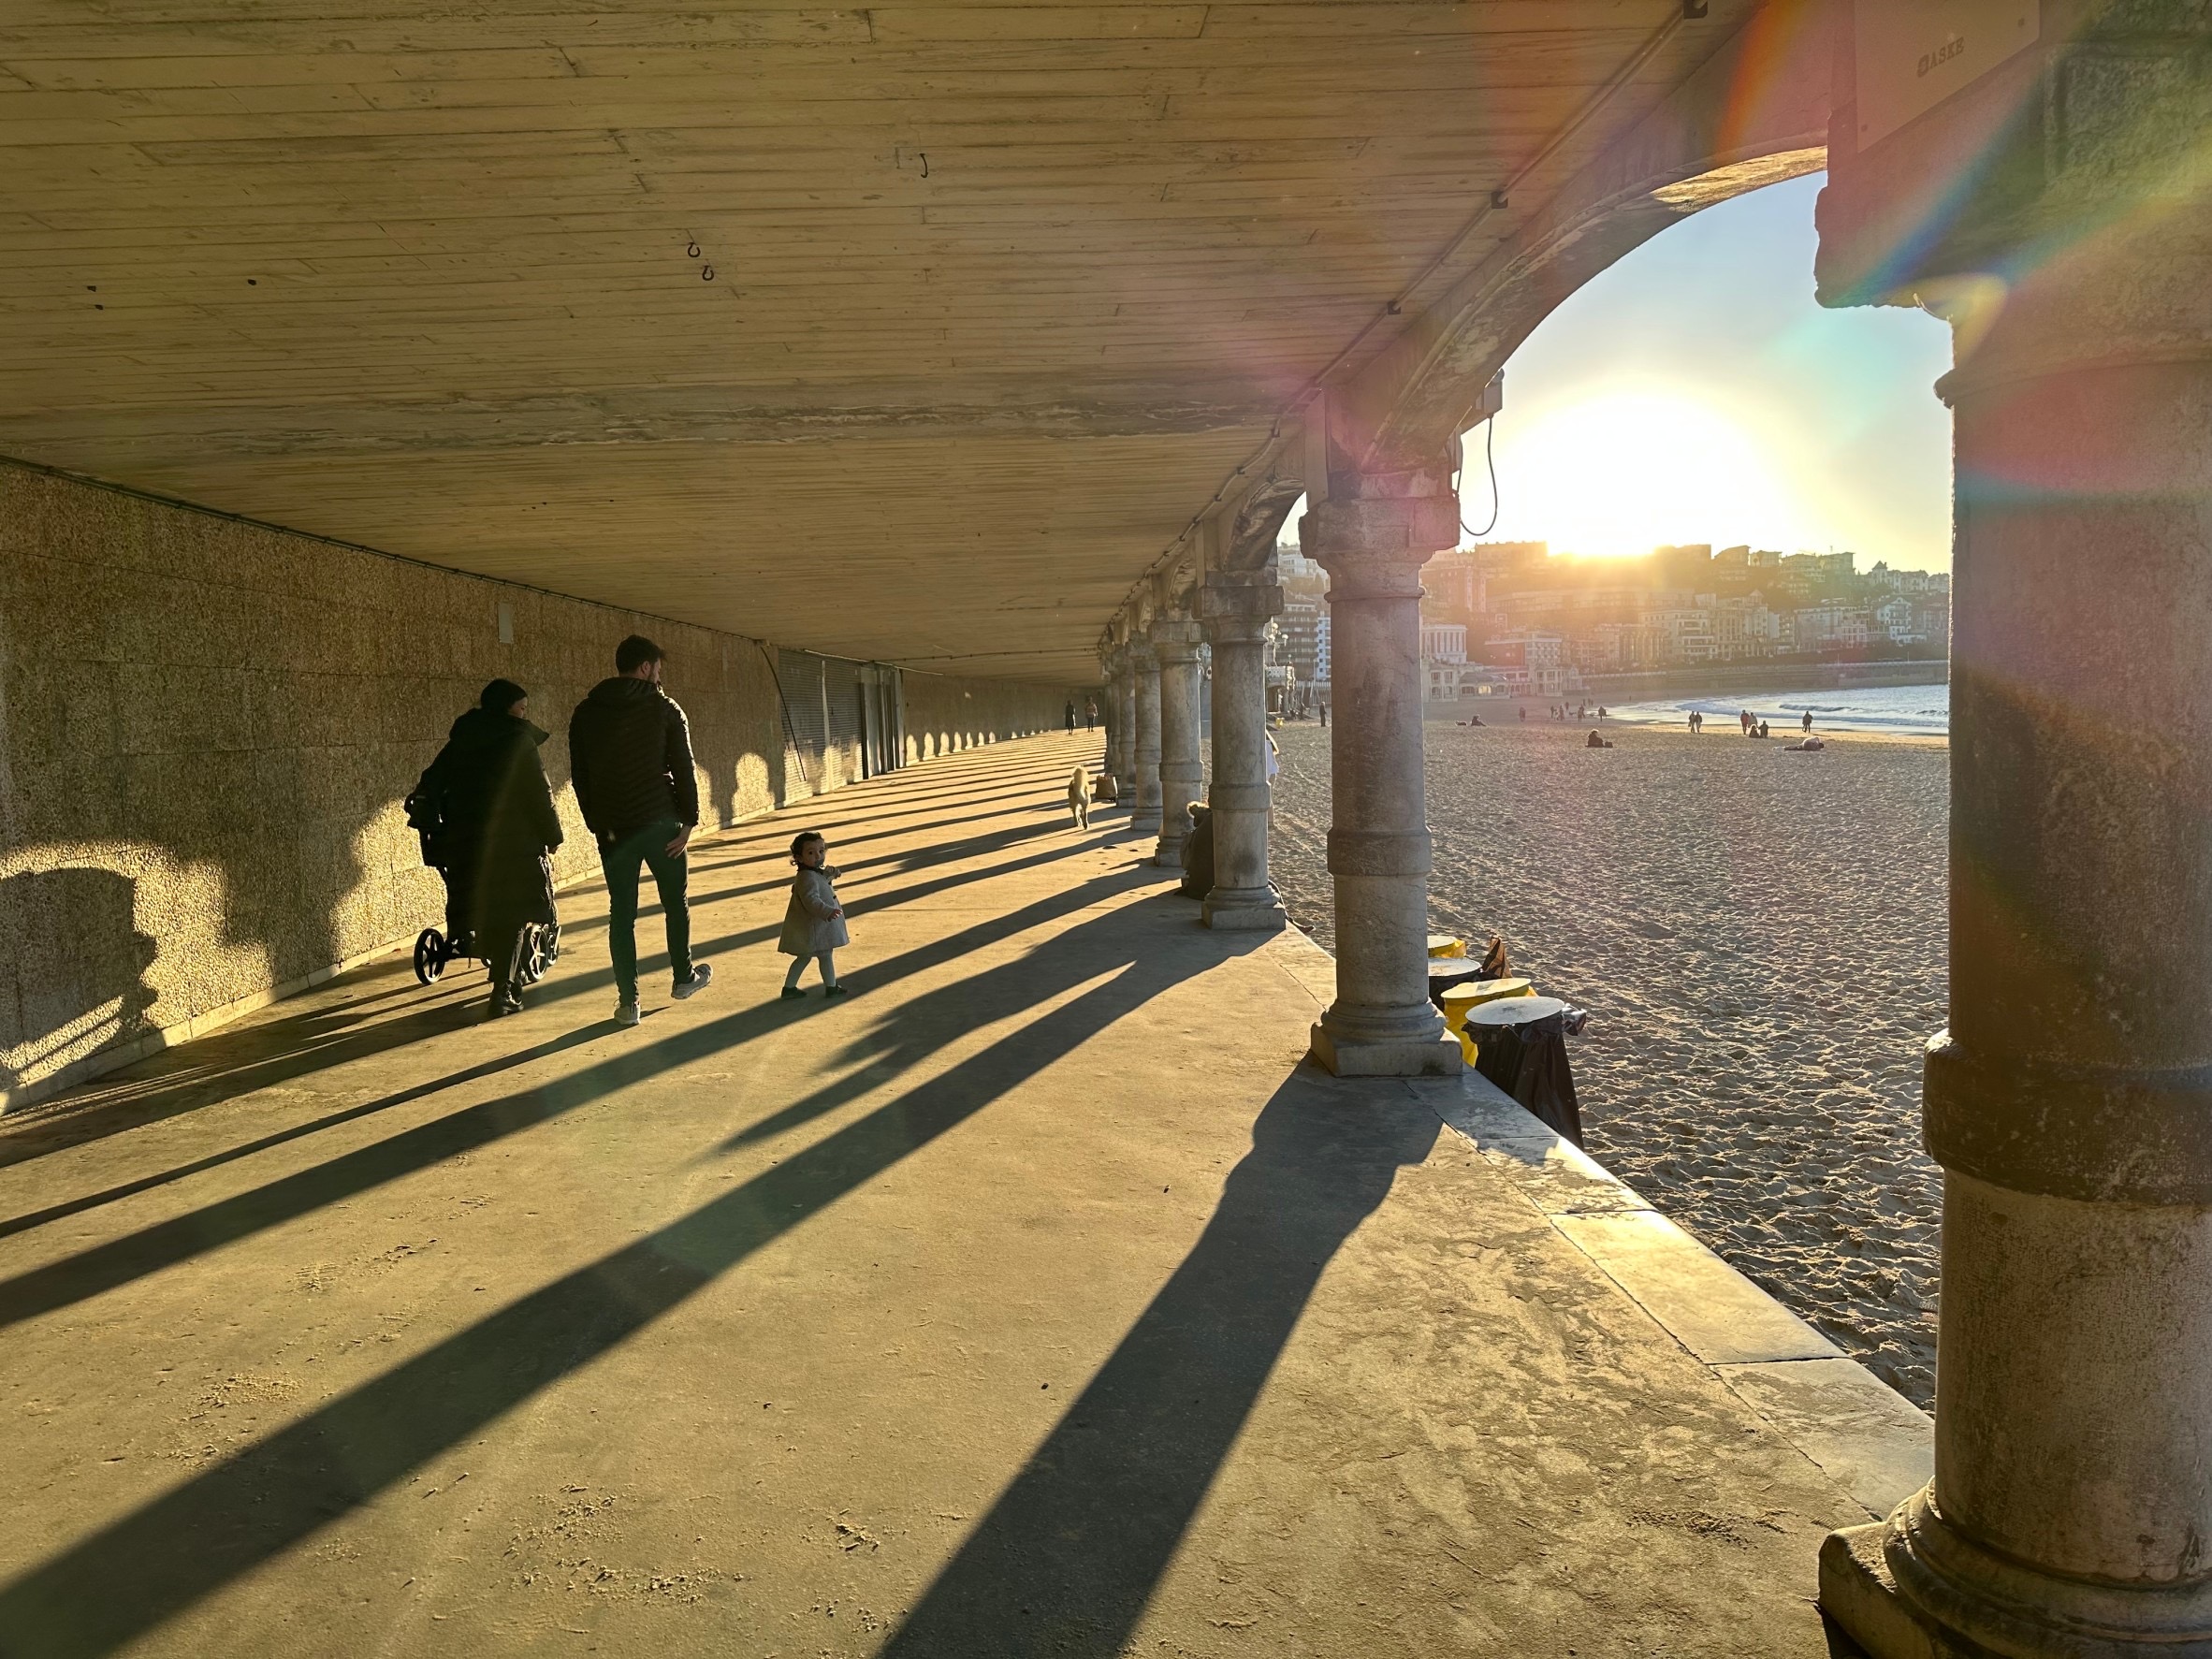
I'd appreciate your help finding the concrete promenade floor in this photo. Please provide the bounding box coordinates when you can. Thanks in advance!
[0,732,1913,1658]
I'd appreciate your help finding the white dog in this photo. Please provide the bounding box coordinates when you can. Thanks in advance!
[1068,765,1091,829]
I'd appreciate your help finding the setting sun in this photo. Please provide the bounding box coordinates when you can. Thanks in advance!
[1474,386,1816,560]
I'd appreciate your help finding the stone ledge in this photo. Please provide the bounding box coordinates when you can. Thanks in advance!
[1412,1063,1933,1523]
[1255,926,1932,1524]
[1722,1360,1938,1525]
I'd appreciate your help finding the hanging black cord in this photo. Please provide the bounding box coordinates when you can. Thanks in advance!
[753,639,813,792]
[1462,415,1501,540]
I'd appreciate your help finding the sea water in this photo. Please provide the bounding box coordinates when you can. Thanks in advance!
[1602,681,1949,737]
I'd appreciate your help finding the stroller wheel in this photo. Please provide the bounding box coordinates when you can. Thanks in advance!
[414,927,447,984]
[518,923,561,987]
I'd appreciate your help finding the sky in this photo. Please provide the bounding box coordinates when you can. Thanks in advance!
[1294,173,1958,571]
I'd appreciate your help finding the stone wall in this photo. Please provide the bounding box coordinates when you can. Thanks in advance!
[901,672,1076,762]
[0,460,1070,1110]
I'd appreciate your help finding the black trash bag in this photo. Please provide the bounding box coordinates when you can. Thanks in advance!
[1180,804,1215,898]
[1475,1009,1584,1146]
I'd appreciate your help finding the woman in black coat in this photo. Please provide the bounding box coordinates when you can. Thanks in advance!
[415,678,564,1016]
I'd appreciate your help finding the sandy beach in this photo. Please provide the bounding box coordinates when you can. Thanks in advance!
[1267,717,1947,1407]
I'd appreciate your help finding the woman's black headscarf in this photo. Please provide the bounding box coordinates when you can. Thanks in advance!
[478,677,528,714]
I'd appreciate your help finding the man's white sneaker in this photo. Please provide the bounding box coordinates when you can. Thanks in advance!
[614,998,642,1027]
[672,963,714,1000]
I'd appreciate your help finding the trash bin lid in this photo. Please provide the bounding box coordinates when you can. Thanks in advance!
[1440,977,1532,1009]
[1465,995,1567,1029]
[1426,957,1488,982]
[1426,934,1465,958]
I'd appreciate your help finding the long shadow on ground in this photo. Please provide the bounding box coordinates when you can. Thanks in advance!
[0,890,1228,1659]
[0,820,1115,1175]
[879,1072,1439,1658]
[0,863,1162,1327]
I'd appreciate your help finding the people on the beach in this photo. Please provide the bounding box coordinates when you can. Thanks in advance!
[1785,735,1826,752]
[411,677,562,1018]
[1754,720,1771,739]
[568,633,712,1027]
[1585,729,1613,749]
[1318,700,1328,727]
[779,830,849,998]
[1802,709,1813,735]
[1687,710,1704,735]
[1739,709,1753,735]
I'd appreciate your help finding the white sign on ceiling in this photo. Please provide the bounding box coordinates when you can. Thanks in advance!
[1855,0,2039,149]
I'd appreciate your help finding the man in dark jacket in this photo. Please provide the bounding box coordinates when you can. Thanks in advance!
[413,678,563,1017]
[567,634,712,1026]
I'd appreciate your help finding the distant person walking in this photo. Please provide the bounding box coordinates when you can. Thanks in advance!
[1318,700,1329,727]
[1802,709,1813,735]
[568,633,712,1027]
[1065,699,1077,732]
[1085,696,1099,730]
[411,678,562,1018]
[779,830,849,998]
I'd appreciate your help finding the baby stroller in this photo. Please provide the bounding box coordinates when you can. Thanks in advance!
[404,786,561,989]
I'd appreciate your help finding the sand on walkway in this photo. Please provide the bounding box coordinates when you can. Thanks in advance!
[1269,719,1946,1407]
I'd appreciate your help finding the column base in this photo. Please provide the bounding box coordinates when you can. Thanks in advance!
[1309,1021,1463,1077]
[1152,832,1187,868]
[1822,1524,1953,1659]
[1822,1491,2212,1659]
[1201,891,1287,931]
[1128,809,1162,836]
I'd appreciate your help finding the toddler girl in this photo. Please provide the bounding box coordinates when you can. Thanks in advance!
[779,830,849,997]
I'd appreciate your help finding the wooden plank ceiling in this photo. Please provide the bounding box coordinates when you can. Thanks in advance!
[0,0,1733,682]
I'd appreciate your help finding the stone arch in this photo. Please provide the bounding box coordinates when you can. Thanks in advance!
[1334,10,1836,473]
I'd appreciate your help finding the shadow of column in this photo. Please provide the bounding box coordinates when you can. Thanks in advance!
[878,1071,1439,1657]
[0,868,158,1100]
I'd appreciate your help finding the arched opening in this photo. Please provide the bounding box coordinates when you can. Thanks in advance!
[1270,170,1956,1408]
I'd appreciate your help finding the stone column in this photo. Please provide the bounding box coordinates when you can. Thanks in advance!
[1198,570,1286,930]
[1151,617,1203,867]
[1815,19,2212,1656]
[1128,635,1163,837]
[1302,473,1460,1076]
[1115,648,1138,808]
[1099,648,1125,786]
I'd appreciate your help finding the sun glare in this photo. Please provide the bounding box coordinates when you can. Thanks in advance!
[1477,388,1815,560]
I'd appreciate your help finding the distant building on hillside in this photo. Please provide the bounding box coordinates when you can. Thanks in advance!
[1420,621,1477,700]
[1484,631,1574,699]
[1277,591,1324,685]
[1422,548,1486,620]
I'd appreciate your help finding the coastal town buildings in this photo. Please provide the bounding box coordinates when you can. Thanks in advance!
[1421,540,1949,687]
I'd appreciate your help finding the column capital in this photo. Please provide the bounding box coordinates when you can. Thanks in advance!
[1128,637,1159,671]
[1198,571,1283,642]
[1149,616,1203,663]
[1301,488,1458,600]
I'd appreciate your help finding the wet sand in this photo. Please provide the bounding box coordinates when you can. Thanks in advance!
[1267,719,1946,1407]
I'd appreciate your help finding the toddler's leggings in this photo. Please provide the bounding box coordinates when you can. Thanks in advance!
[783,950,837,989]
